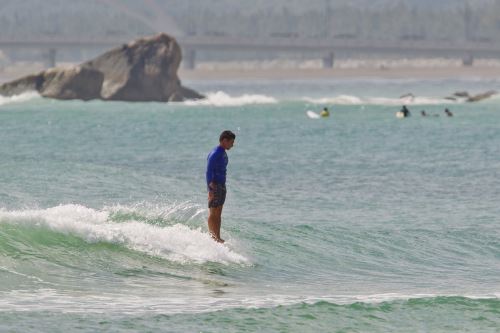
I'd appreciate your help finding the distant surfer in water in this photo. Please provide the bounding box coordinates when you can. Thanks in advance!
[206,130,235,243]
[444,108,453,117]
[396,105,411,118]
[320,107,330,117]
[401,105,411,117]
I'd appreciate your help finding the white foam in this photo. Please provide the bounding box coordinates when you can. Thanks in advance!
[486,94,500,103]
[183,91,278,106]
[303,94,455,106]
[0,91,40,106]
[105,201,206,224]
[335,57,466,69]
[303,292,500,306]
[0,204,248,265]
[230,292,500,311]
[1,290,496,314]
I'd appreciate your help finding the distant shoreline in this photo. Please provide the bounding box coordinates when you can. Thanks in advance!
[179,66,500,81]
[2,63,500,85]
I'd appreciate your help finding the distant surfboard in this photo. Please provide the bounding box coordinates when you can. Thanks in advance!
[396,111,405,118]
[306,110,320,119]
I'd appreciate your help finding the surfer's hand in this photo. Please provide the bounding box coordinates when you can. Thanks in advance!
[208,182,215,200]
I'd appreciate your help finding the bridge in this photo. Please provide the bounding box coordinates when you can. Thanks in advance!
[179,36,500,68]
[1,1,500,70]
[1,36,499,69]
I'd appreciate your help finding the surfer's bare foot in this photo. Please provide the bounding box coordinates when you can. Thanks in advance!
[210,233,225,243]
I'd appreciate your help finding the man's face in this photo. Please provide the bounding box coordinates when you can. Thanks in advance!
[221,138,234,150]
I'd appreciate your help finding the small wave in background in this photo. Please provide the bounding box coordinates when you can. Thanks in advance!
[303,94,455,106]
[0,293,498,332]
[183,91,278,106]
[0,91,40,106]
[161,295,500,332]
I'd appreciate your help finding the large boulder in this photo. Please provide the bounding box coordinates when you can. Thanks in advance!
[445,90,498,102]
[0,33,203,102]
[466,90,497,102]
[41,66,104,100]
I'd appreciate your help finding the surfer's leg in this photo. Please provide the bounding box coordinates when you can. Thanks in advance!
[216,205,224,242]
[207,183,226,243]
[208,206,223,242]
[208,207,218,238]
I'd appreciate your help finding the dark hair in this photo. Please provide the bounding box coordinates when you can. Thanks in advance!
[219,130,236,142]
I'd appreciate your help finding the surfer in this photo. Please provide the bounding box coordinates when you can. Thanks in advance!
[396,105,411,118]
[320,107,330,117]
[445,108,453,117]
[421,110,427,117]
[401,105,411,117]
[206,130,236,243]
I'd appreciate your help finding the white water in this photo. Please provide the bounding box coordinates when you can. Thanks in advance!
[303,94,457,106]
[0,204,249,265]
[0,91,40,106]
[183,91,278,106]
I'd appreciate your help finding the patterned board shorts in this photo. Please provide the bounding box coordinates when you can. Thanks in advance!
[208,183,226,208]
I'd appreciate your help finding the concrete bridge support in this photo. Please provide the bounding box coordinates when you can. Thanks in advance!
[323,51,335,68]
[183,49,196,69]
[462,53,474,66]
[44,48,57,68]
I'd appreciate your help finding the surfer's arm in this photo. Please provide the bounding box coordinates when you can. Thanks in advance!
[206,153,218,191]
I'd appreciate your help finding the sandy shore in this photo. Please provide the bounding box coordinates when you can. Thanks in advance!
[179,66,500,81]
[2,63,500,84]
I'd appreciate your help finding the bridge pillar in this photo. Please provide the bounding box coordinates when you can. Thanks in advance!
[323,51,335,68]
[184,49,196,69]
[462,53,474,66]
[0,48,5,72]
[44,48,57,68]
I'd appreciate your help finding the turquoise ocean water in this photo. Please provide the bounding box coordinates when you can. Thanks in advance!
[0,78,499,332]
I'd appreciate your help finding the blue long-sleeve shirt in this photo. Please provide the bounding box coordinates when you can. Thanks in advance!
[206,146,228,189]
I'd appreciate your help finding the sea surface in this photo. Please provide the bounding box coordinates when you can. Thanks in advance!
[0,78,499,332]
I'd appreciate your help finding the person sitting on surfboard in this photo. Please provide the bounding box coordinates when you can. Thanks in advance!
[206,130,235,243]
[401,105,410,117]
[444,108,453,117]
[320,107,330,117]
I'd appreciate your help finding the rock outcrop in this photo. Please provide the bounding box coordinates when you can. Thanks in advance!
[0,33,203,102]
[466,90,497,102]
[444,90,497,103]
[453,91,470,98]
[447,90,499,102]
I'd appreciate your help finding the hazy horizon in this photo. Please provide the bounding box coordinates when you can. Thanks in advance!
[1,0,499,69]
[0,0,499,40]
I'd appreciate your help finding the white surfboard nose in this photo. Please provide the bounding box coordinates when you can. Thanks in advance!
[306,110,320,119]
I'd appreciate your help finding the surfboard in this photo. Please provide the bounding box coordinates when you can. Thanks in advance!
[396,111,405,118]
[306,110,320,119]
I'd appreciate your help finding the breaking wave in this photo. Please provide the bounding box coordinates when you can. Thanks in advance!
[0,204,248,265]
[183,91,278,106]
[0,91,40,106]
[303,94,456,106]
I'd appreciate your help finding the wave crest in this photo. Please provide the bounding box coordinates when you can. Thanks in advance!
[0,204,248,265]
[303,94,455,106]
[183,91,278,106]
[0,91,40,106]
